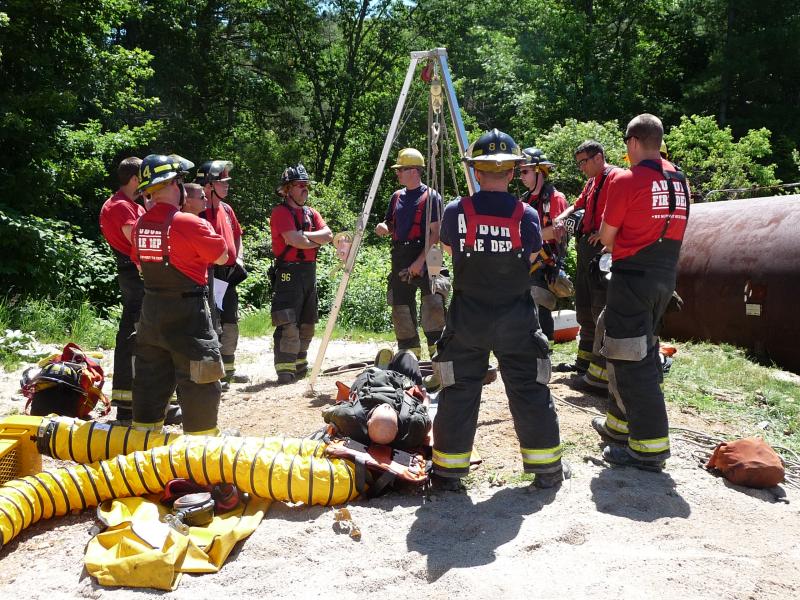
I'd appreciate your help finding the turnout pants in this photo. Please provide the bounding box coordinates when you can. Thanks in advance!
[575,235,607,383]
[271,262,318,377]
[530,268,556,340]
[432,291,562,478]
[111,263,144,414]
[133,289,224,434]
[214,265,242,378]
[387,242,446,356]
[599,242,680,463]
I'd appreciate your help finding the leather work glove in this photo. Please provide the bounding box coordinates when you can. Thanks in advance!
[398,268,415,284]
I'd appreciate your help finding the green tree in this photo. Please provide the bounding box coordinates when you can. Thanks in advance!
[264,0,418,185]
[0,0,160,231]
[665,115,780,201]
[535,119,626,198]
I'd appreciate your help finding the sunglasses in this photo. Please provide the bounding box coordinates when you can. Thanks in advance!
[292,181,309,189]
[623,134,638,143]
[396,166,418,172]
[576,154,599,167]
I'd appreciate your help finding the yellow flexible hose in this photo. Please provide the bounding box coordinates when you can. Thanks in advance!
[38,416,183,463]
[0,421,360,549]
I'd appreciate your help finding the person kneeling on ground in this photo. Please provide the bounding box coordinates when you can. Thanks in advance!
[322,351,431,450]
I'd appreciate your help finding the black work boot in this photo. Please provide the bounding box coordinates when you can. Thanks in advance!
[602,444,664,472]
[113,407,133,426]
[591,416,628,443]
[277,372,296,385]
[532,461,572,489]
[227,372,250,384]
[430,474,464,492]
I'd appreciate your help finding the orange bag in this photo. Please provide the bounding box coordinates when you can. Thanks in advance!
[706,437,785,488]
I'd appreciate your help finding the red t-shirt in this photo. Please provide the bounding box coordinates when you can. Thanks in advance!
[204,201,242,266]
[603,158,690,261]
[131,203,227,285]
[270,203,327,263]
[99,190,145,255]
[574,164,619,234]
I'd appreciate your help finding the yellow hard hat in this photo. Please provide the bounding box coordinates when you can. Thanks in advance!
[391,148,425,169]
[660,141,669,159]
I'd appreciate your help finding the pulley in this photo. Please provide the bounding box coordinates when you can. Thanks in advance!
[430,74,443,115]
[426,245,444,276]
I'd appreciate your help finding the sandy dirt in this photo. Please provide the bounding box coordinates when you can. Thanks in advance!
[1,336,799,599]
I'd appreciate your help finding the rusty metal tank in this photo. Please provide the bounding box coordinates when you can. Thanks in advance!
[661,195,800,373]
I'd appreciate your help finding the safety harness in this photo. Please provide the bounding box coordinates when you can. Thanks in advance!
[325,436,429,497]
[389,188,429,242]
[522,183,555,229]
[135,209,177,266]
[461,196,524,251]
[638,160,690,241]
[584,166,616,235]
[274,202,316,262]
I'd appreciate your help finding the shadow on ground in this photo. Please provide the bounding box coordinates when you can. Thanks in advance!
[589,467,691,521]
[406,486,558,582]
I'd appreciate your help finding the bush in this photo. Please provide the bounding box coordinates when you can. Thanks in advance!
[336,246,392,332]
[665,115,780,201]
[0,208,119,308]
[535,119,627,198]
[0,295,117,368]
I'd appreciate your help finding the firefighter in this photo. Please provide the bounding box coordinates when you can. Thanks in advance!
[130,154,229,435]
[375,148,446,359]
[99,157,144,423]
[182,183,207,216]
[99,158,184,426]
[196,160,249,387]
[518,147,569,341]
[552,140,621,392]
[431,129,567,491]
[270,164,333,384]
[594,114,690,470]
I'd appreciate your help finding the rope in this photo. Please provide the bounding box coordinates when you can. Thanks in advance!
[703,181,800,201]
[554,395,800,489]
[391,85,426,147]
[440,116,461,198]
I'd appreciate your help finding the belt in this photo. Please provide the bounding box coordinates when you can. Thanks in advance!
[610,266,645,277]
[392,239,424,247]
[181,287,209,298]
[277,260,315,266]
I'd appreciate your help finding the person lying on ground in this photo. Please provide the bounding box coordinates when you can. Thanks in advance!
[322,350,431,450]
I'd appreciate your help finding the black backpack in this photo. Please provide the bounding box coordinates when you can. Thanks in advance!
[348,367,411,412]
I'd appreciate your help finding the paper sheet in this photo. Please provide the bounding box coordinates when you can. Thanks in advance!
[213,278,228,311]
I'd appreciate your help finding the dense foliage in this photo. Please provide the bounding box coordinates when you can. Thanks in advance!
[1,1,798,331]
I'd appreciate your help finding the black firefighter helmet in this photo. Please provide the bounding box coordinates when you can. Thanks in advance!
[277,163,310,194]
[195,160,233,185]
[137,154,187,193]
[463,129,524,172]
[520,147,556,173]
